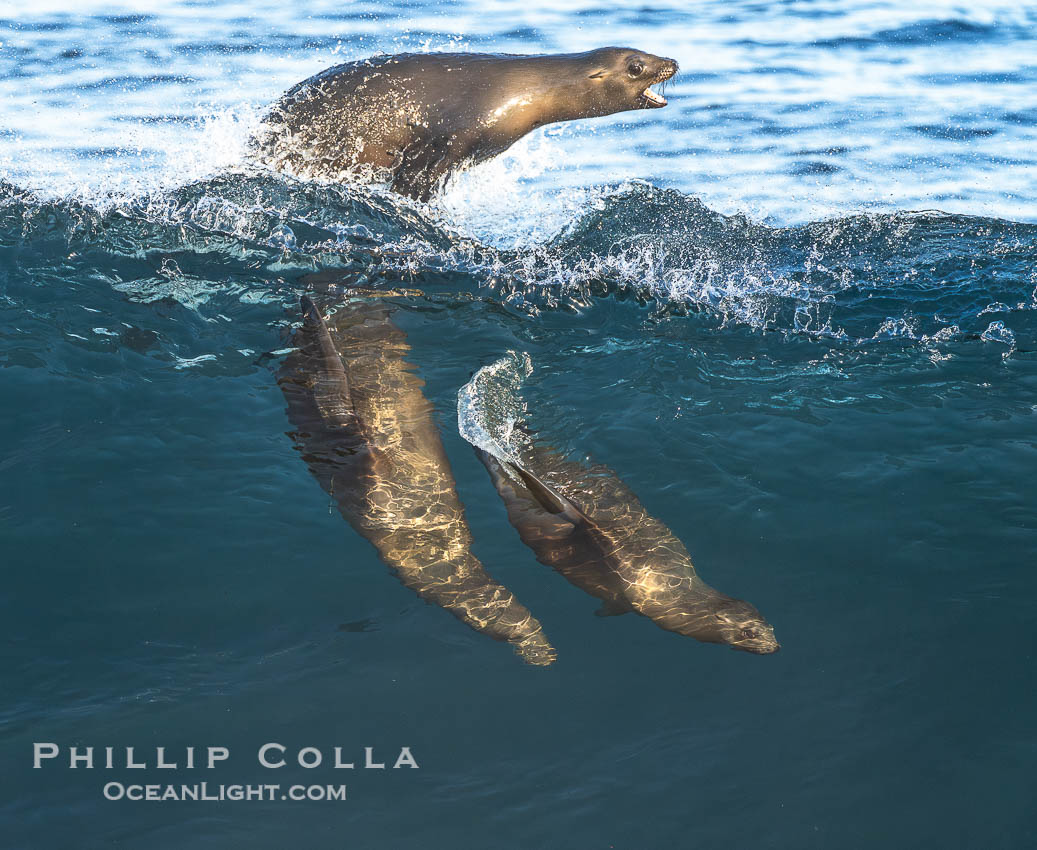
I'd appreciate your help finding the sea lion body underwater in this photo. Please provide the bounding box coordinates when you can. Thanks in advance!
[459,357,779,655]
[478,449,779,654]
[278,297,555,665]
[255,48,678,200]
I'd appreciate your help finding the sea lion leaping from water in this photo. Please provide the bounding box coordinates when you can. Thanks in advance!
[254,48,678,200]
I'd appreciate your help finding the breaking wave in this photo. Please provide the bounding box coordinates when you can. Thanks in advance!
[2,171,1035,377]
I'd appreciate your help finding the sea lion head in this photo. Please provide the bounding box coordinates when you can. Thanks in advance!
[710,597,780,654]
[579,47,679,115]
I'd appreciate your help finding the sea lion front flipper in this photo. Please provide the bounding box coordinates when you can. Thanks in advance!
[391,137,454,202]
[300,296,359,426]
[594,601,631,617]
[511,465,593,528]
[476,448,634,616]
[278,298,366,474]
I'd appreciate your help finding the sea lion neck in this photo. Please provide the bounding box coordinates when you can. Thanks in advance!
[478,55,619,130]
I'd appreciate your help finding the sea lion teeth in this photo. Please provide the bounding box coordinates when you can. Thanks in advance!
[643,87,666,106]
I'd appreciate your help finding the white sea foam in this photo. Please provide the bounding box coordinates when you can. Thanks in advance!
[0,103,266,209]
[457,351,533,462]
[433,126,631,249]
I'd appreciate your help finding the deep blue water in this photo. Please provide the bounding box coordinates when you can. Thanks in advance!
[2,2,1036,848]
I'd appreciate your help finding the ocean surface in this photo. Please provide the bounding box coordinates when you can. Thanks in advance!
[2,1,1036,847]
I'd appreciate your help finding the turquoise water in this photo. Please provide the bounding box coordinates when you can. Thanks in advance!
[2,2,1036,847]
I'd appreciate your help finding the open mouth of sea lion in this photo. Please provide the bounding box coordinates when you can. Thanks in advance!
[642,86,667,107]
[738,640,781,655]
[640,63,677,109]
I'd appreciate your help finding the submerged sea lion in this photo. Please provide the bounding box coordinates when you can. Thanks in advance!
[479,448,779,654]
[278,297,555,665]
[459,355,779,655]
[254,48,678,200]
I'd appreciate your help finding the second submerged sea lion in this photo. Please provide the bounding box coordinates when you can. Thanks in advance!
[458,353,779,655]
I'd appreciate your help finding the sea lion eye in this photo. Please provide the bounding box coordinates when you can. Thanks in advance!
[627,60,645,77]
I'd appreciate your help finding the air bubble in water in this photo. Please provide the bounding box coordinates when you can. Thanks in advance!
[980,320,1015,346]
[267,223,297,251]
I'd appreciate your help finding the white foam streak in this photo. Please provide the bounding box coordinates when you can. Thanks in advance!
[457,352,533,462]
[1,104,265,209]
